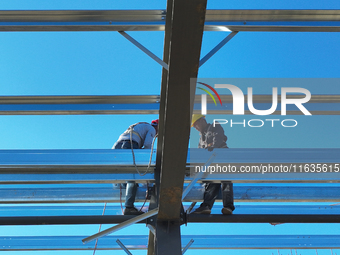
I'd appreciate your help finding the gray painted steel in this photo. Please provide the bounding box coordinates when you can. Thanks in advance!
[119,31,168,70]
[82,208,159,244]
[116,239,133,255]
[199,32,238,67]
[0,95,160,104]
[156,0,206,221]
[0,95,160,115]
[1,10,340,32]
[155,1,207,254]
[0,94,339,115]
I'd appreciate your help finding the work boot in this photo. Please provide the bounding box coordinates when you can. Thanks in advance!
[221,207,233,215]
[191,205,211,214]
[123,207,144,215]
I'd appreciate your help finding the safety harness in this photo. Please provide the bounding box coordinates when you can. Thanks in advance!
[123,122,150,148]
[125,122,158,176]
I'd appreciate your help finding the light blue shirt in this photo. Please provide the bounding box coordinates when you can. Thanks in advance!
[116,123,156,149]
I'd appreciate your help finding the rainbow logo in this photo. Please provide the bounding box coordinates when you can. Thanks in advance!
[197,82,223,106]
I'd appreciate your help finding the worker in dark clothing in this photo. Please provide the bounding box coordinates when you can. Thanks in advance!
[113,120,158,215]
[191,114,235,215]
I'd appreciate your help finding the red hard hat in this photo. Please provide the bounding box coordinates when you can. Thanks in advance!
[151,119,159,126]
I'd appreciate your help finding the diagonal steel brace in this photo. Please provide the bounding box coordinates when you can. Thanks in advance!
[119,31,169,70]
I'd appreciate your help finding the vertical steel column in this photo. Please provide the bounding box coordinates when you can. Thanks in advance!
[155,0,207,254]
[149,0,173,253]
[151,1,173,254]
[156,220,182,254]
[147,184,159,255]
[157,0,207,220]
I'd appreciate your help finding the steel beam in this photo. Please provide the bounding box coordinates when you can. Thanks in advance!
[1,185,340,203]
[205,9,340,32]
[189,148,340,182]
[0,149,156,166]
[0,235,150,251]
[82,208,159,244]
[1,10,340,32]
[2,235,340,250]
[0,148,339,183]
[0,94,338,115]
[2,205,340,216]
[196,94,340,104]
[156,221,182,254]
[155,0,207,254]
[182,153,216,200]
[0,215,146,225]
[1,94,338,103]
[0,173,154,184]
[0,95,160,115]
[116,239,133,255]
[0,95,160,104]
[2,173,340,184]
[119,31,168,70]
[150,1,174,252]
[0,10,166,32]
[182,239,194,254]
[1,213,340,225]
[189,148,340,163]
[193,110,340,115]
[147,179,159,255]
[187,214,340,223]
[157,0,206,221]
[199,31,238,67]
[0,149,156,183]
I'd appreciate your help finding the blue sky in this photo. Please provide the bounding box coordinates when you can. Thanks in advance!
[0,0,340,254]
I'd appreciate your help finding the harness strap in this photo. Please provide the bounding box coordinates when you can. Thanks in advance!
[131,130,143,143]
[123,122,149,148]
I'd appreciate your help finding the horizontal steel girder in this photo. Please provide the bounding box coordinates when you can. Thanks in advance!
[1,214,340,225]
[0,149,339,183]
[0,95,160,115]
[0,148,339,166]
[1,185,340,203]
[0,94,339,115]
[189,148,340,182]
[0,10,340,32]
[1,204,340,216]
[0,149,156,167]
[2,235,340,250]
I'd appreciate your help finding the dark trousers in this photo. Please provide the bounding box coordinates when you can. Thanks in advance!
[113,140,139,208]
[201,181,235,211]
[113,140,139,150]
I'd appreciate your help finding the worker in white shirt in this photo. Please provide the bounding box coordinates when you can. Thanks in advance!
[113,120,158,215]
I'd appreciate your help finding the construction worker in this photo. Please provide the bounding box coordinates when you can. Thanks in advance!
[191,114,235,215]
[113,119,159,215]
